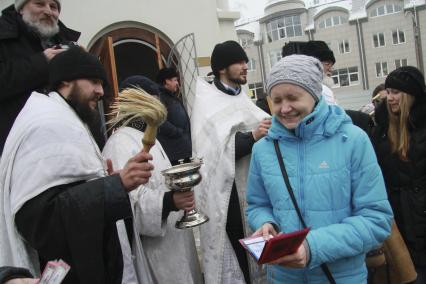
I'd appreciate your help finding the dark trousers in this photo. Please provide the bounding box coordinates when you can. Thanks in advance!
[226,182,250,284]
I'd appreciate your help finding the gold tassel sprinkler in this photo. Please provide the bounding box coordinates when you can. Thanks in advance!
[109,87,167,152]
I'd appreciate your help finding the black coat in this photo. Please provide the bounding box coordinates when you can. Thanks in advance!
[345,109,375,137]
[15,175,132,284]
[157,87,192,163]
[372,99,426,266]
[0,5,80,154]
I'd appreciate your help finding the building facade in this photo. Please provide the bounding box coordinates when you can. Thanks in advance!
[237,0,426,110]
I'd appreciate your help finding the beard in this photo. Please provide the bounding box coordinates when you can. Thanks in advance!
[22,11,59,39]
[225,68,247,85]
[66,84,100,126]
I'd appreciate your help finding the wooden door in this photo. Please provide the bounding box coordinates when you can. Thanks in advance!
[91,36,119,138]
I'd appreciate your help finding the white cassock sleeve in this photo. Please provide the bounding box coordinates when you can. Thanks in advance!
[102,127,169,237]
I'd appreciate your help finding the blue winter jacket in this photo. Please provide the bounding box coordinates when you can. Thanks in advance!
[246,98,393,283]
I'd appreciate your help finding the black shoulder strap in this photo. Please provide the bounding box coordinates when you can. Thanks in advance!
[273,139,336,284]
[273,140,307,228]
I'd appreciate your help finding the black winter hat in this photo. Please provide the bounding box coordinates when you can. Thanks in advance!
[211,40,248,76]
[49,46,107,90]
[281,41,308,57]
[385,66,425,98]
[120,75,160,96]
[156,67,179,85]
[282,41,335,64]
[304,41,336,64]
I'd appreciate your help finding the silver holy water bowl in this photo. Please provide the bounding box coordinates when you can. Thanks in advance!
[161,157,209,229]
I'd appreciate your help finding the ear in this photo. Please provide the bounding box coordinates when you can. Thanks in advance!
[57,80,73,96]
[61,81,72,88]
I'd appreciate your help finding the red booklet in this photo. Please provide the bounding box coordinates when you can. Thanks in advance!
[239,227,310,264]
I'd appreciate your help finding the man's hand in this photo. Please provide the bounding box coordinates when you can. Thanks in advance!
[269,241,309,268]
[5,279,38,284]
[251,222,278,241]
[173,191,195,211]
[252,118,272,141]
[119,151,154,192]
[43,47,66,61]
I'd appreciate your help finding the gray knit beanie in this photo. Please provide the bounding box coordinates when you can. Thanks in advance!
[266,54,323,102]
[15,0,61,11]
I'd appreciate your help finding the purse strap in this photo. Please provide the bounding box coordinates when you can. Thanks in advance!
[273,139,336,284]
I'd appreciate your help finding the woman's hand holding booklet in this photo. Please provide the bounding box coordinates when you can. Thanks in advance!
[239,227,310,265]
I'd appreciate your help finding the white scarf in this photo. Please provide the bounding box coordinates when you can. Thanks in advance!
[0,92,105,274]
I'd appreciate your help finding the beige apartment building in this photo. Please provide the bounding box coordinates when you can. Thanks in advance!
[237,0,426,109]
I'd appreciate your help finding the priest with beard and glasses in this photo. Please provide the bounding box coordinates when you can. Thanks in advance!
[0,47,155,284]
[0,0,81,155]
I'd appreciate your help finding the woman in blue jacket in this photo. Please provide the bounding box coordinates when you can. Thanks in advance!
[246,55,393,283]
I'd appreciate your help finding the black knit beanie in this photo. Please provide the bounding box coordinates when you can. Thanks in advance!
[303,41,335,64]
[120,75,160,96]
[156,67,178,85]
[281,41,335,64]
[49,46,107,90]
[385,66,425,98]
[281,41,307,57]
[211,40,248,76]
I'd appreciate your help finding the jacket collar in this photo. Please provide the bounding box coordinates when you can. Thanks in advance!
[213,78,241,96]
[0,5,80,42]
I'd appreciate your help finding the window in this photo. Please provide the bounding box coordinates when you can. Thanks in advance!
[240,37,253,47]
[248,59,256,71]
[338,40,350,54]
[268,50,282,68]
[318,15,348,29]
[392,29,405,44]
[266,15,302,42]
[370,4,403,17]
[395,59,408,68]
[248,83,264,100]
[373,32,385,47]
[376,62,388,77]
[331,67,359,87]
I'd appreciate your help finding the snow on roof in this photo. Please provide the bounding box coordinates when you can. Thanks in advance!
[236,20,262,41]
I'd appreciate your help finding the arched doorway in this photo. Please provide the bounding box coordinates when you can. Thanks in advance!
[88,26,174,142]
[89,26,173,87]
[113,39,162,83]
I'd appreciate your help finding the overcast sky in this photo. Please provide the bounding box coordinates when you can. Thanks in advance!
[228,0,267,19]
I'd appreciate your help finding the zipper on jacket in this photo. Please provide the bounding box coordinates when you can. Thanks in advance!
[298,140,305,229]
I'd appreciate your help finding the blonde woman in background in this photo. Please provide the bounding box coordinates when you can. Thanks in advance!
[372,66,426,283]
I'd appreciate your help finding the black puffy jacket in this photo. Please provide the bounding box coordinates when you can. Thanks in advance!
[372,99,426,266]
[0,5,80,154]
[157,87,192,163]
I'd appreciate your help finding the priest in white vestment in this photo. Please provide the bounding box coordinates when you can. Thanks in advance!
[190,41,270,284]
